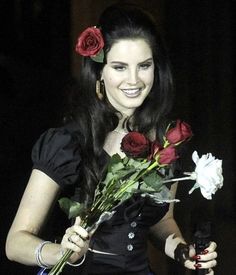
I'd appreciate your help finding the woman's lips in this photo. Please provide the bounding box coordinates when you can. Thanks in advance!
[121,88,143,98]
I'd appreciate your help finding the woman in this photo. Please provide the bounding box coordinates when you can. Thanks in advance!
[6,3,217,275]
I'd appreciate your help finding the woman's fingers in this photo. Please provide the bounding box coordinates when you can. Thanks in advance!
[61,216,89,253]
[197,242,217,267]
[65,217,89,241]
[188,244,196,258]
[68,233,86,247]
[196,260,217,269]
[62,235,84,253]
[184,258,217,270]
[199,251,218,261]
[184,259,196,270]
[206,268,214,275]
[184,241,217,270]
[74,216,81,226]
[204,242,217,254]
[73,225,89,241]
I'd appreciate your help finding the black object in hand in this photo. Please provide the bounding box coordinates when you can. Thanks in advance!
[194,222,211,275]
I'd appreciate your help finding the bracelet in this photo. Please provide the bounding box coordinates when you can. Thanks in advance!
[66,253,86,267]
[35,241,52,269]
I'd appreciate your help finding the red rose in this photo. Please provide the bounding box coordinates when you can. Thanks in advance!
[156,146,178,165]
[148,141,162,160]
[75,27,104,57]
[121,132,151,158]
[166,120,193,144]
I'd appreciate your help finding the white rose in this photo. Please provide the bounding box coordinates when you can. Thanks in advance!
[188,151,223,199]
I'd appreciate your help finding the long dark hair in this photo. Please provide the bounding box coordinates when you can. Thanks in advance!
[66,3,174,206]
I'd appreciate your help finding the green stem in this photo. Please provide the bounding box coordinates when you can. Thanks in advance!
[161,176,194,183]
[146,161,158,171]
[48,249,73,275]
[91,179,116,211]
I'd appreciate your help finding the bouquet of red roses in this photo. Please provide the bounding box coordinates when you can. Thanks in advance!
[47,120,223,275]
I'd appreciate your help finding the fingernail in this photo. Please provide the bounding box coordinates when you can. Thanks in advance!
[200,249,209,255]
[194,263,202,268]
[80,235,90,241]
[192,255,201,260]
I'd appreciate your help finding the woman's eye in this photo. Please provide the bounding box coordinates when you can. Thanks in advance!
[112,65,126,71]
[139,63,152,70]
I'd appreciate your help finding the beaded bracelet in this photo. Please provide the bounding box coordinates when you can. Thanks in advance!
[35,241,52,269]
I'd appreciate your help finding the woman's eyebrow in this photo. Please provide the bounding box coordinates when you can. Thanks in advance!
[110,61,127,65]
[110,58,153,65]
[138,58,153,64]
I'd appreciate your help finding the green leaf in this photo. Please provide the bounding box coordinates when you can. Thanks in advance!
[102,177,117,195]
[58,197,84,219]
[108,154,121,166]
[115,167,136,179]
[103,171,116,185]
[139,163,151,171]
[142,171,164,191]
[107,154,124,173]
[127,171,140,182]
[123,156,130,165]
[111,162,125,174]
[126,158,142,168]
[131,158,149,167]
[91,49,104,63]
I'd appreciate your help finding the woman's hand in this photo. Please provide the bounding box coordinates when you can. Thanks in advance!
[175,240,217,274]
[61,217,90,263]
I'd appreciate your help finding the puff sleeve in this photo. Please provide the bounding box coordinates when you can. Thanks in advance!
[31,127,81,188]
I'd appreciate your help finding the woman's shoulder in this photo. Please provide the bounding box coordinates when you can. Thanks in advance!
[32,122,83,156]
[31,123,83,187]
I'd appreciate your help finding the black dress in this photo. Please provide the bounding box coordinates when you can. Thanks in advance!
[32,126,169,275]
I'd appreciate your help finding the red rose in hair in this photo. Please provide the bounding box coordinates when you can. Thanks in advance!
[121,132,151,158]
[156,146,178,165]
[75,27,104,57]
[166,120,193,144]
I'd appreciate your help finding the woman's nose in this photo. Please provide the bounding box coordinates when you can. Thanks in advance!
[127,68,139,85]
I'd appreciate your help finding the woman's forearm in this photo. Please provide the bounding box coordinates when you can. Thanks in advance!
[6,170,62,266]
[6,230,62,266]
[149,216,185,253]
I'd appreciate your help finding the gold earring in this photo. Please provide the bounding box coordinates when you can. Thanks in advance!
[96,80,105,100]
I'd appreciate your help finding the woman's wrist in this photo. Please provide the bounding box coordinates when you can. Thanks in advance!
[164,234,186,260]
[60,245,87,267]
[66,254,86,267]
[35,241,64,267]
[35,241,53,268]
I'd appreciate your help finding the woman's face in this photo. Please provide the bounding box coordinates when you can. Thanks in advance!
[101,39,154,116]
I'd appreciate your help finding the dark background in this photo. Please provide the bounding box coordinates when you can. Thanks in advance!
[0,0,235,274]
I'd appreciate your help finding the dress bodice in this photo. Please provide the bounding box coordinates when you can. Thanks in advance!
[32,125,169,274]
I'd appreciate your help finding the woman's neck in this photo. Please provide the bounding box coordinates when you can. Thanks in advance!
[114,120,128,134]
[113,112,131,134]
